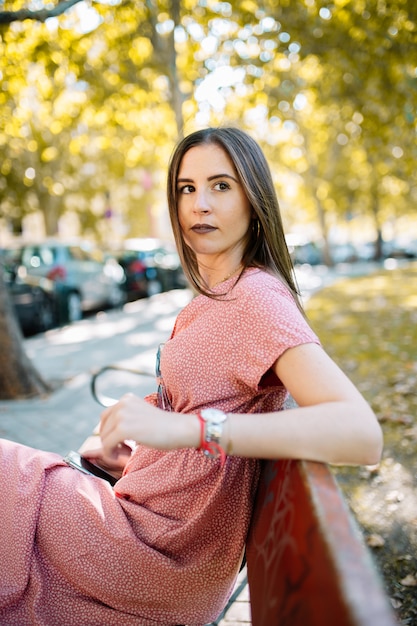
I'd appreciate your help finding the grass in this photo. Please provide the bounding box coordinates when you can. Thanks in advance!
[305,261,417,625]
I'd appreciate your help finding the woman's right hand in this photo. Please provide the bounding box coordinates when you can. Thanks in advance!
[98,393,200,459]
[79,435,133,479]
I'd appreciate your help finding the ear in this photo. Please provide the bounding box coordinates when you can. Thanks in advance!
[251,217,260,237]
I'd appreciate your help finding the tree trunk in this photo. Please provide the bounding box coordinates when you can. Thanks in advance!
[147,0,184,137]
[0,272,51,399]
[369,169,384,260]
[42,194,60,236]
[303,157,333,266]
[314,193,333,266]
[167,0,184,137]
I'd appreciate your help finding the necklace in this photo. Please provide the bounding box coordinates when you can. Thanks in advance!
[210,264,243,289]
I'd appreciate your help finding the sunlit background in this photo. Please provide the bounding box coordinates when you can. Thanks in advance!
[1,0,416,262]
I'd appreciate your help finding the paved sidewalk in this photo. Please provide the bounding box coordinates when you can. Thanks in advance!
[0,290,191,453]
[0,288,251,625]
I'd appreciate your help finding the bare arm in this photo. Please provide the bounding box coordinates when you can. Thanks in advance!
[224,342,383,465]
[95,343,383,467]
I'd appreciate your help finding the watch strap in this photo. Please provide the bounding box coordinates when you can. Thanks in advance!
[197,410,227,467]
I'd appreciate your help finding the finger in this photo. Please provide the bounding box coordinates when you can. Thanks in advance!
[100,421,128,459]
[99,403,115,432]
[80,447,105,460]
[83,452,127,473]
[99,393,134,434]
[78,435,102,455]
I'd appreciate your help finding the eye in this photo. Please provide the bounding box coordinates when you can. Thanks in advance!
[178,184,194,194]
[213,181,231,191]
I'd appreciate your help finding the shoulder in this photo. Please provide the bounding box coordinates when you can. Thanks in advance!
[232,268,320,352]
[233,267,310,329]
[234,268,297,305]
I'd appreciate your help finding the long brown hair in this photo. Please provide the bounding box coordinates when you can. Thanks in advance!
[167,127,301,307]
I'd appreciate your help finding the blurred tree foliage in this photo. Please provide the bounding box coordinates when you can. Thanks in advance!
[0,0,416,250]
[0,0,415,395]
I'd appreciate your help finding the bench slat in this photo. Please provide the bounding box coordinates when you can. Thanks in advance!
[246,460,398,626]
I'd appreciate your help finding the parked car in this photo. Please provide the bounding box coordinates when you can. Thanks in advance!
[114,238,187,301]
[355,241,377,262]
[1,254,58,335]
[3,240,126,323]
[329,242,358,264]
[383,237,417,260]
[285,234,323,266]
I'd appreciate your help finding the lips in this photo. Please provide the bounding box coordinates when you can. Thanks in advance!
[190,223,217,234]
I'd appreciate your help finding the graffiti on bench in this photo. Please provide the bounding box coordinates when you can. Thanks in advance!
[247,459,398,626]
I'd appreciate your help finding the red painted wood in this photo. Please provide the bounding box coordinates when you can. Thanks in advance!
[247,460,398,626]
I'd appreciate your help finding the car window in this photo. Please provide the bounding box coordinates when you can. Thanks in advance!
[67,246,103,263]
[118,251,139,262]
[21,245,56,268]
[67,246,89,262]
[2,248,23,266]
[89,248,104,263]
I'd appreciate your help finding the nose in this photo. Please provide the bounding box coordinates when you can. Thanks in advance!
[193,188,211,214]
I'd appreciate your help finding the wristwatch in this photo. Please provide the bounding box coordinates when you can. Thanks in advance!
[197,408,228,462]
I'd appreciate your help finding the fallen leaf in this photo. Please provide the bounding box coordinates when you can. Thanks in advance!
[404,426,417,440]
[367,533,385,548]
[386,490,405,503]
[390,597,402,609]
[395,555,413,562]
[400,574,417,587]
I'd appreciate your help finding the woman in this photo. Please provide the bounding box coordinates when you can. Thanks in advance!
[0,127,382,625]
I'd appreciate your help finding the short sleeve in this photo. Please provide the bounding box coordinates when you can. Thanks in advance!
[232,272,320,390]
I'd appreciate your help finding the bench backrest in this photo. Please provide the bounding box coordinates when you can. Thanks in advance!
[246,459,398,626]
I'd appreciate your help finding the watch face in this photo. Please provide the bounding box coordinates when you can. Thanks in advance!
[201,408,227,424]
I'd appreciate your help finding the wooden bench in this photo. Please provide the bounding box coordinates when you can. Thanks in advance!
[245,459,398,626]
[89,367,398,626]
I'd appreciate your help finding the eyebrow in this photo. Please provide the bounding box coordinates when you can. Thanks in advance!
[177,173,239,184]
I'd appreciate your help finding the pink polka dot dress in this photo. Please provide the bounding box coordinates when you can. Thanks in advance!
[0,268,319,625]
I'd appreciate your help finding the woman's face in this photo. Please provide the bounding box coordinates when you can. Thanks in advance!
[176,143,252,267]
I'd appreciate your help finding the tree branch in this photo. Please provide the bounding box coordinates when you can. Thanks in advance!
[0,0,83,25]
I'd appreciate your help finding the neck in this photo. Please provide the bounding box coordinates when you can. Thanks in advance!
[208,264,243,289]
